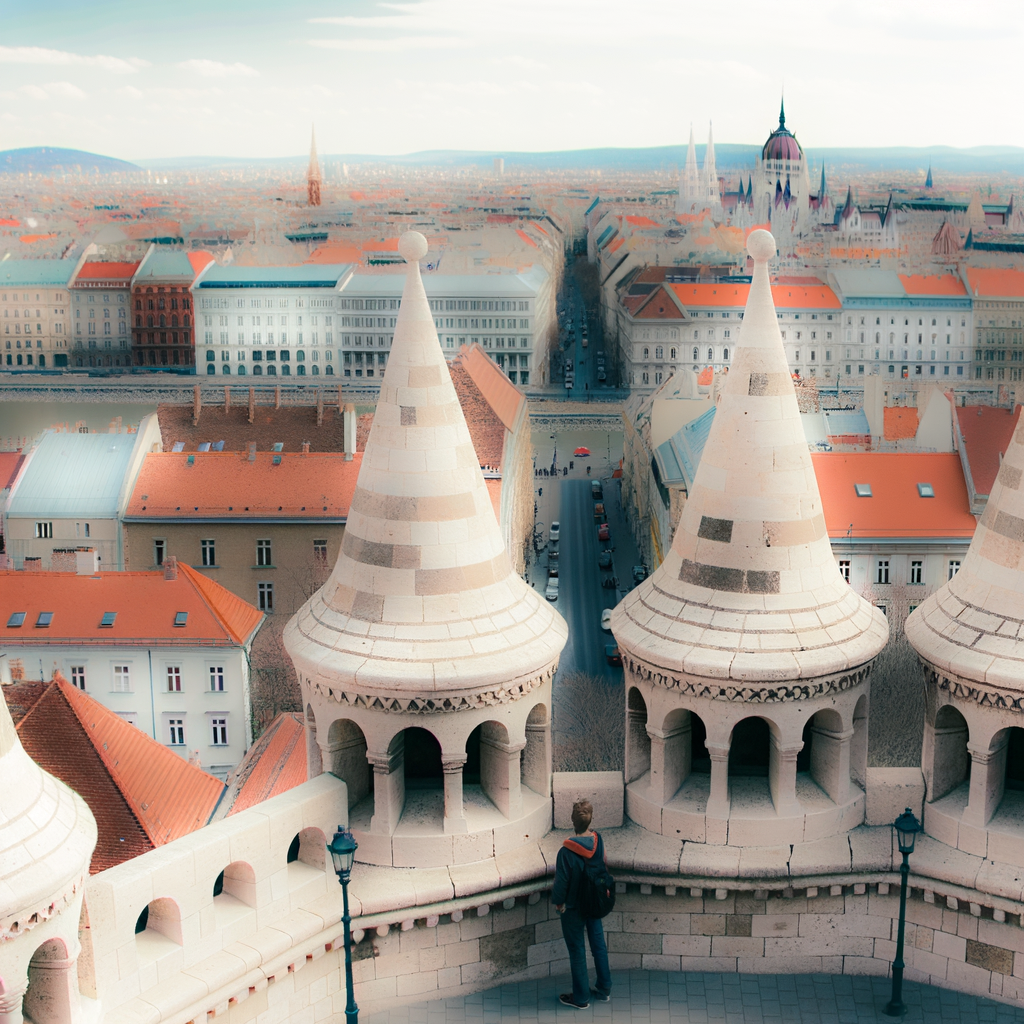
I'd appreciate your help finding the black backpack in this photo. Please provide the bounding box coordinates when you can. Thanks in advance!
[574,834,616,919]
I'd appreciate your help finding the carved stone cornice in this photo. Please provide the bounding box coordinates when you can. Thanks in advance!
[623,656,872,703]
[927,667,1024,715]
[307,665,552,714]
[0,870,86,943]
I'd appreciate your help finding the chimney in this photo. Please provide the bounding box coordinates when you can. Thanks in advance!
[224,385,231,413]
[248,387,256,425]
[248,441,257,463]
[343,403,357,461]
[23,556,42,571]
[274,386,281,410]
[193,384,202,426]
[316,389,324,427]
[164,555,179,581]
[75,547,99,575]
[301,441,310,455]
[50,548,77,572]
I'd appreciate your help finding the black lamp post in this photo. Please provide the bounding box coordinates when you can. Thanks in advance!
[886,807,922,1017]
[327,826,359,1023]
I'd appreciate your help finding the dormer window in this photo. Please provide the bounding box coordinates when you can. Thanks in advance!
[854,483,872,497]
[917,483,935,498]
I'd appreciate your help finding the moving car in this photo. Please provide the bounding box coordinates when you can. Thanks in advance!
[598,523,610,541]
[549,521,560,542]
[632,565,648,585]
[545,579,559,601]
[591,480,603,499]
[601,609,612,631]
[598,550,613,569]
[605,644,622,667]
[593,502,606,521]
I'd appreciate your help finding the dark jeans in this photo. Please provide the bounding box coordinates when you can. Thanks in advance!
[560,907,611,1004]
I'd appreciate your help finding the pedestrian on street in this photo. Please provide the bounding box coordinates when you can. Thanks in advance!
[552,800,612,1009]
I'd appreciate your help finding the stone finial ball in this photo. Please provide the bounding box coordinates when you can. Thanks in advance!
[746,229,776,262]
[399,230,428,262]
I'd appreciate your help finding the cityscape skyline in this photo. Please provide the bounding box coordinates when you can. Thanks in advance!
[0,0,1021,160]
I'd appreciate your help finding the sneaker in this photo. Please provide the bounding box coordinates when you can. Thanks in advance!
[559,993,590,1009]
[592,991,611,1002]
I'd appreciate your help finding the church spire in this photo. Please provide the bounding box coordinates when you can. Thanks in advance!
[703,122,718,205]
[678,124,701,213]
[307,125,322,207]
[779,95,786,128]
[925,163,933,189]
[819,162,827,198]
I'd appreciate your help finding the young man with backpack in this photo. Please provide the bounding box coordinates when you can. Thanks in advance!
[552,799,614,1009]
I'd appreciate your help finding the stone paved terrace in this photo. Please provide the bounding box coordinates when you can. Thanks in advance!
[364,970,1024,1023]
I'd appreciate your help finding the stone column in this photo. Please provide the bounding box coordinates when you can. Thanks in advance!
[0,980,26,1024]
[625,703,650,784]
[321,731,371,810]
[706,741,731,819]
[648,719,692,805]
[443,757,469,834]
[923,711,970,802]
[368,743,404,835]
[963,736,1008,828]
[522,715,551,797]
[769,736,803,817]
[809,725,855,804]
[480,736,525,819]
[23,940,85,1024]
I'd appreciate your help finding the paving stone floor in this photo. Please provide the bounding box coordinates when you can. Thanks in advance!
[363,970,1024,1023]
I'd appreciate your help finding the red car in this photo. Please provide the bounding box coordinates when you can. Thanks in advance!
[574,446,591,457]
[598,523,610,541]
[605,644,622,667]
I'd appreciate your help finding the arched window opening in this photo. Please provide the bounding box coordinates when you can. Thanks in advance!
[1006,727,1024,791]
[135,898,182,962]
[522,702,551,797]
[24,938,81,1024]
[728,718,770,777]
[930,704,970,801]
[403,727,443,787]
[326,718,371,809]
[287,827,327,890]
[214,861,257,927]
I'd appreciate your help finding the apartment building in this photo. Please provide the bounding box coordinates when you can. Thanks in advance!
[0,260,73,369]
[130,250,208,371]
[965,268,1024,383]
[68,260,139,370]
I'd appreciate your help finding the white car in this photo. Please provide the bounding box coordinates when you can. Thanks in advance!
[549,521,560,542]
[601,609,612,631]
[545,579,560,601]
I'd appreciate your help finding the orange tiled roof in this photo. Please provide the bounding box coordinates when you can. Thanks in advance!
[226,712,306,815]
[457,343,525,434]
[965,268,1024,297]
[126,450,363,520]
[0,451,24,490]
[956,405,1023,496]
[515,228,538,248]
[0,567,262,645]
[883,406,919,440]
[19,233,58,245]
[626,215,660,228]
[812,452,975,539]
[75,261,140,281]
[606,236,625,255]
[898,273,967,297]
[188,251,216,276]
[486,477,502,522]
[13,676,224,871]
[668,281,840,310]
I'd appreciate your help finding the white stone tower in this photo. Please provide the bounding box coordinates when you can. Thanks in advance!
[0,687,96,1024]
[703,122,720,208]
[610,229,888,847]
[907,415,1024,864]
[283,231,567,868]
[676,126,701,215]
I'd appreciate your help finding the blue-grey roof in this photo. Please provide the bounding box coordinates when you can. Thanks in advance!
[830,269,905,299]
[197,264,351,289]
[343,267,547,298]
[135,252,195,281]
[8,431,139,519]
[0,260,74,287]
[824,410,871,437]
[654,405,716,489]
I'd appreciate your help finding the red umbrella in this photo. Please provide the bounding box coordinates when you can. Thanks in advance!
[574,446,591,457]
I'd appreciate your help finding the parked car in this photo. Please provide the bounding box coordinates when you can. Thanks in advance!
[598,550,613,569]
[598,370,607,382]
[632,565,648,585]
[598,523,610,541]
[549,521,560,542]
[545,579,560,601]
[605,644,622,667]
[549,547,559,564]
[591,480,603,499]
[593,502,606,522]
[601,576,619,589]
[548,563,558,578]
[601,609,613,631]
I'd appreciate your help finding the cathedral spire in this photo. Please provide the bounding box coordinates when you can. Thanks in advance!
[703,122,718,205]
[307,125,322,207]
[819,162,827,197]
[925,163,933,189]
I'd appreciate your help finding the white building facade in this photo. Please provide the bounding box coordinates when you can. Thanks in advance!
[0,260,72,370]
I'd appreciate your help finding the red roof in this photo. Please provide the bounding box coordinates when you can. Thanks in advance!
[883,406,919,440]
[11,676,224,871]
[668,281,840,310]
[0,564,262,646]
[75,261,140,282]
[626,215,660,228]
[188,251,216,276]
[0,451,24,490]
[225,712,306,815]
[812,452,976,539]
[898,273,967,297]
[126,450,362,520]
[956,405,1023,497]
[965,268,1024,298]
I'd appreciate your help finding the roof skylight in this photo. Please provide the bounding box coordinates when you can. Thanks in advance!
[854,483,873,497]
[99,612,117,627]
[174,611,188,627]
[36,612,53,628]
[7,612,25,628]
[917,483,935,498]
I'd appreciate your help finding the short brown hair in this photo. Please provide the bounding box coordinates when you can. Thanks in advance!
[571,799,593,834]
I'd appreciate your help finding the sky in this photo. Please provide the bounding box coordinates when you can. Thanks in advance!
[0,0,1021,162]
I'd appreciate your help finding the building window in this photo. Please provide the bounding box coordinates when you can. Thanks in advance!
[201,539,216,566]
[948,560,961,580]
[209,666,225,692]
[313,539,328,564]
[34,521,53,539]
[154,538,166,566]
[166,666,182,692]
[113,664,131,692]
[256,539,272,566]
[876,559,890,585]
[70,665,86,690]
[211,717,228,745]
[258,582,274,612]
[168,718,185,745]
[839,559,851,584]
[910,560,923,585]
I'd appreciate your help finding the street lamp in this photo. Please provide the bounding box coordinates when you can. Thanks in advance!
[327,826,359,1023]
[885,807,922,1017]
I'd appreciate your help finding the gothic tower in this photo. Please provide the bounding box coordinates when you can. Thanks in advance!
[307,126,322,207]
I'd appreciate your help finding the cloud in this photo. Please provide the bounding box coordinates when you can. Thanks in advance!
[310,35,465,52]
[0,46,147,74]
[17,81,86,100]
[177,59,259,78]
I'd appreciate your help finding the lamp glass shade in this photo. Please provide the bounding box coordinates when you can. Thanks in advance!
[328,826,357,875]
[893,807,922,855]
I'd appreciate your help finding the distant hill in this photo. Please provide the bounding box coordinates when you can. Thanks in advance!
[0,147,140,176]
[133,144,1024,176]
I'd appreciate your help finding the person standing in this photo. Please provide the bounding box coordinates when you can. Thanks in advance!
[552,799,612,1009]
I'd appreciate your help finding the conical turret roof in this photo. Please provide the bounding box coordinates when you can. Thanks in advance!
[0,684,96,931]
[284,231,566,704]
[611,229,887,687]
[907,415,1024,693]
